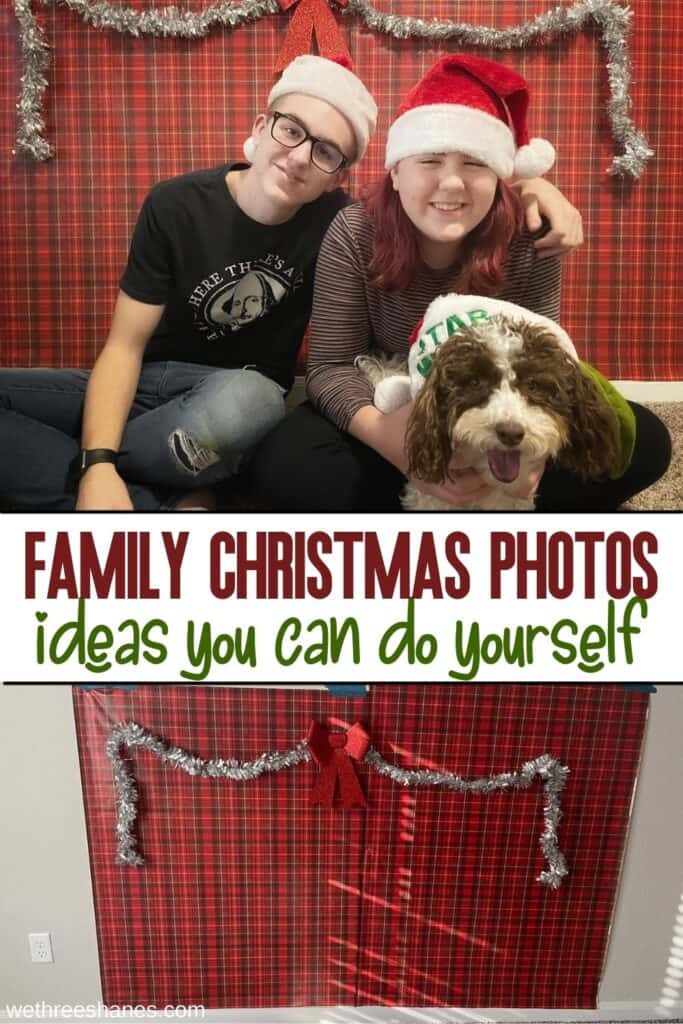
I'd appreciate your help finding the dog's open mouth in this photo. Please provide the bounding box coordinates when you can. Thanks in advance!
[487,448,521,483]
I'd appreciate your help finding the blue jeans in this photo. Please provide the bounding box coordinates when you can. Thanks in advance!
[0,361,286,510]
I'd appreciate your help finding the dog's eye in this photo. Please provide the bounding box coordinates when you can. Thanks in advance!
[525,376,547,391]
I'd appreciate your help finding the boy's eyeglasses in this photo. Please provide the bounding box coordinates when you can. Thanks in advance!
[270,112,348,174]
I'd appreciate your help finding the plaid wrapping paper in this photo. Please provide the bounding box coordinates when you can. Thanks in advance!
[73,684,648,1009]
[1,1,682,377]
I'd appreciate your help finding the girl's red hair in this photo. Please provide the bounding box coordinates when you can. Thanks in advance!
[363,173,523,293]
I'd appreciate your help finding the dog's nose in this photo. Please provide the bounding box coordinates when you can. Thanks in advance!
[495,422,525,447]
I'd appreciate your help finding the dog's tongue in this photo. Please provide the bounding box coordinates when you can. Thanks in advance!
[487,449,521,483]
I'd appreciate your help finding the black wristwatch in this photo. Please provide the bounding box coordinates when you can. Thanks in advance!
[79,448,119,477]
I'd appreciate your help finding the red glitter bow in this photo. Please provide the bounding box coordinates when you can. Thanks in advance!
[275,0,352,72]
[307,720,370,808]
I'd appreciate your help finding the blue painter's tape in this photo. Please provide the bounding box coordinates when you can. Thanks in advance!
[325,685,368,697]
[620,684,657,693]
[78,685,139,691]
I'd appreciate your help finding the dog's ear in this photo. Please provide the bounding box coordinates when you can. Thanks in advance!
[405,356,458,483]
[556,362,621,480]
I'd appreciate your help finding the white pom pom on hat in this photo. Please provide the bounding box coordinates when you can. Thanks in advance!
[513,138,557,178]
[385,54,555,179]
[243,55,377,166]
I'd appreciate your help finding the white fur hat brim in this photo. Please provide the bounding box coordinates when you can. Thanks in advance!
[386,105,516,177]
[267,55,377,163]
[385,104,555,179]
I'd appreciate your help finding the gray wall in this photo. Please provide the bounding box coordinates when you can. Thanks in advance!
[1,685,681,1009]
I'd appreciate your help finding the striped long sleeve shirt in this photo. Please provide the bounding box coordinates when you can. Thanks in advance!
[306,202,562,432]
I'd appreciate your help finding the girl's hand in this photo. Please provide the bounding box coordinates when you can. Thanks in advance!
[411,455,547,507]
[410,455,494,506]
[348,404,547,506]
[505,458,547,499]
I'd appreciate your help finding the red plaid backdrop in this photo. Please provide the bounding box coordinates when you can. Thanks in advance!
[73,684,648,1009]
[1,2,682,376]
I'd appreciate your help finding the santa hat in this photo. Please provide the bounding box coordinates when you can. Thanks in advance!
[371,292,636,477]
[385,54,555,179]
[408,294,577,393]
[244,56,377,165]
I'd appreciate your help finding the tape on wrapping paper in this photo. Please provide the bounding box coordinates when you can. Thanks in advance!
[325,686,368,696]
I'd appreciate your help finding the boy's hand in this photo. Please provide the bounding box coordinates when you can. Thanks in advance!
[76,463,133,511]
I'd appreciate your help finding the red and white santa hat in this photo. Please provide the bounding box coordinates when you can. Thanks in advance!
[408,294,577,394]
[244,56,377,165]
[385,54,555,179]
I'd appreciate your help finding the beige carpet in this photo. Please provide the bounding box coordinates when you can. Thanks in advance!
[624,403,682,510]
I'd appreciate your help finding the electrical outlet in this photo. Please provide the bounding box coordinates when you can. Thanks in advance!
[29,932,54,963]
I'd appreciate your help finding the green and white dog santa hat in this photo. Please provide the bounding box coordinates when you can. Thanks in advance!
[407,294,577,383]
[374,294,635,479]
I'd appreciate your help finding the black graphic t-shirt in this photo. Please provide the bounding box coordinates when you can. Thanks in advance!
[119,163,351,389]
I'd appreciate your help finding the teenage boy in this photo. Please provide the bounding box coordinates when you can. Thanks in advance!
[0,56,581,511]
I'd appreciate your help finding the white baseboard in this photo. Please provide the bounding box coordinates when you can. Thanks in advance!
[288,379,683,408]
[2,1003,682,1023]
[196,1003,682,1023]
[611,382,683,402]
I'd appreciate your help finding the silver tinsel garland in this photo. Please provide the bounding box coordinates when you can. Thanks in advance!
[343,0,653,178]
[14,0,53,160]
[106,721,311,867]
[12,0,652,177]
[12,0,280,160]
[107,721,569,887]
[365,747,569,889]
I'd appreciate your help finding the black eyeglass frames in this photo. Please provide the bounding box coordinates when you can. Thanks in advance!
[269,112,348,174]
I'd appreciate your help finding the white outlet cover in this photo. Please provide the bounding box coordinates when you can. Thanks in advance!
[28,932,54,963]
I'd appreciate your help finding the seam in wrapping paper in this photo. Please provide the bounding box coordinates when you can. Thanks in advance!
[106,720,570,888]
[12,0,652,177]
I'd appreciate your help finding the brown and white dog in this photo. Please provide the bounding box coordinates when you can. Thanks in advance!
[360,295,621,511]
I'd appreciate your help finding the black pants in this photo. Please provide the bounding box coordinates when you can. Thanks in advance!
[248,400,672,512]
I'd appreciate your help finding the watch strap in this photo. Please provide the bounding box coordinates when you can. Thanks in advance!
[79,448,119,476]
